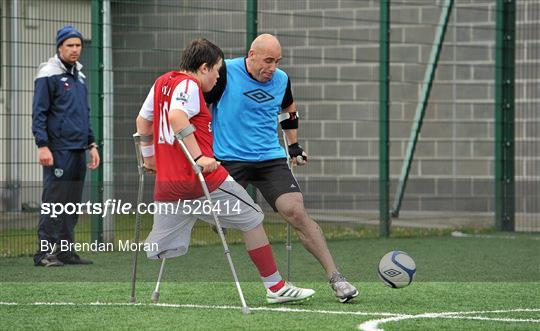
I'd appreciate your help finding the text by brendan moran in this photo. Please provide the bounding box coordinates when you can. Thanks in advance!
[41,240,158,253]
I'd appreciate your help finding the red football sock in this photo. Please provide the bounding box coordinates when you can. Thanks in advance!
[248,244,285,292]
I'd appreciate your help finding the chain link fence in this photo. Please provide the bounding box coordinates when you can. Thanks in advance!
[1,0,537,257]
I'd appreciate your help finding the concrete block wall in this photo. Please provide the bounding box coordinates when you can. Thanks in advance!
[111,1,538,217]
[515,1,539,229]
[257,1,500,213]
[111,0,247,203]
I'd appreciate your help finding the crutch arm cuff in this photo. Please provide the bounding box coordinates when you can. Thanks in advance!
[138,133,153,143]
[279,112,299,130]
[174,124,196,141]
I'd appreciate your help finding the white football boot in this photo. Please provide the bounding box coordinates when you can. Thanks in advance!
[266,282,315,304]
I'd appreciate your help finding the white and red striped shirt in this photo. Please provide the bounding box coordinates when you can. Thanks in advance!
[139,71,228,200]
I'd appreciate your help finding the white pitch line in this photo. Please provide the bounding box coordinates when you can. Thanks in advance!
[358,314,415,331]
[248,306,400,317]
[438,308,540,315]
[154,302,401,316]
[358,309,540,331]
[451,231,540,240]
[438,315,540,323]
[0,301,399,317]
[3,302,539,329]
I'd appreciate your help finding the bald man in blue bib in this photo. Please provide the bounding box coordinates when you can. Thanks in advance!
[205,34,358,303]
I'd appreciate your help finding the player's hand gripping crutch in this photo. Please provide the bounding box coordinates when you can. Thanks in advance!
[130,132,154,303]
[174,124,250,314]
[278,113,304,281]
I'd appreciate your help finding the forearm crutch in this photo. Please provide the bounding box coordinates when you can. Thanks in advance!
[130,132,152,303]
[151,256,166,303]
[175,124,250,314]
[278,113,303,282]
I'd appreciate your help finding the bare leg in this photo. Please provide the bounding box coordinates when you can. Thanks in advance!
[242,223,270,251]
[275,192,338,279]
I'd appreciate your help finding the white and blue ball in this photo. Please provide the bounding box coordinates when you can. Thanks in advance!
[378,251,416,288]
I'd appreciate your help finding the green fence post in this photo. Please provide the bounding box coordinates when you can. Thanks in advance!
[246,0,258,49]
[495,0,515,231]
[245,0,258,200]
[90,0,104,243]
[379,0,390,237]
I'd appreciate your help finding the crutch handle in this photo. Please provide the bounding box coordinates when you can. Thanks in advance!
[134,133,157,174]
[192,158,221,175]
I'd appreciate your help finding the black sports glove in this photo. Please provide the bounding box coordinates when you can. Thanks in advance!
[288,143,307,161]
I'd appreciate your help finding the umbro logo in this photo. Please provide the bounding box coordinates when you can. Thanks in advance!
[383,269,402,277]
[243,89,275,103]
[290,184,296,188]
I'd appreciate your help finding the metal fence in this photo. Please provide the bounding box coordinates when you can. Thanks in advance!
[515,0,539,231]
[0,0,538,257]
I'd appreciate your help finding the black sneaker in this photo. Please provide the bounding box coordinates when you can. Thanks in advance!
[38,254,64,267]
[60,255,93,265]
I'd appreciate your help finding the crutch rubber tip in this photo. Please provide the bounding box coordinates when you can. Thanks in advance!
[151,291,160,303]
[129,297,136,304]
[241,306,251,314]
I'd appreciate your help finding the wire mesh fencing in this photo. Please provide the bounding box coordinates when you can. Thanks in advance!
[0,0,538,257]
[515,0,539,232]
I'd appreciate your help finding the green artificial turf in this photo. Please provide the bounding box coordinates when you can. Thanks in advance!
[1,234,539,330]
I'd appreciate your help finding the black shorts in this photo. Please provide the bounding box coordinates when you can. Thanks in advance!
[220,158,301,211]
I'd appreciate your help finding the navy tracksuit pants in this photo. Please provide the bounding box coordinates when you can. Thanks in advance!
[33,149,86,265]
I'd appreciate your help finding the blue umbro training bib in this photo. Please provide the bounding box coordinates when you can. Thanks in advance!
[212,57,288,162]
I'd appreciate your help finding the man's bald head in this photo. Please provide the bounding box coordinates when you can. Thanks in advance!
[250,34,281,54]
[247,34,282,83]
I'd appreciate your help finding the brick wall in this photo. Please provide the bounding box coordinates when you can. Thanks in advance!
[111,0,538,218]
[515,1,539,229]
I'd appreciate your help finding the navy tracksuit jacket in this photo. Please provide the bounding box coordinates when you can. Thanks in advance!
[32,54,95,264]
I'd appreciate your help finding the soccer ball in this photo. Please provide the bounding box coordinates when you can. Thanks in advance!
[378,251,416,288]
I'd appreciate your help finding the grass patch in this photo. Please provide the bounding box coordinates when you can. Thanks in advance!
[1,235,539,329]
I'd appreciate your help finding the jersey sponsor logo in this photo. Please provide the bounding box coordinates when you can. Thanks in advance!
[243,88,275,103]
[175,91,189,104]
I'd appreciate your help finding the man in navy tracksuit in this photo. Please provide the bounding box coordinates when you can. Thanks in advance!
[32,25,100,266]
